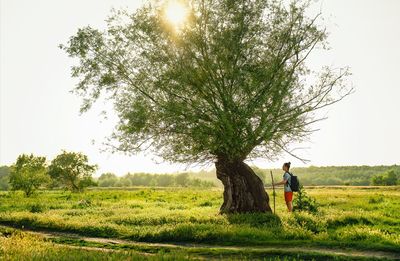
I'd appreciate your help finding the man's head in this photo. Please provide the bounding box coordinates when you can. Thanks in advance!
[282,162,291,172]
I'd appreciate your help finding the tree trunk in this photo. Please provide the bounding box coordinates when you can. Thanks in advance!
[215,158,272,213]
[70,179,80,192]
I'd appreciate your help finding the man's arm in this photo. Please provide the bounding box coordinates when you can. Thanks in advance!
[274,179,288,186]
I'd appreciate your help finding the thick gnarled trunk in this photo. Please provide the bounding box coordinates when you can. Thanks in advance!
[216,158,272,213]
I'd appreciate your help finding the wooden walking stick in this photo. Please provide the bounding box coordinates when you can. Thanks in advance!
[270,170,276,214]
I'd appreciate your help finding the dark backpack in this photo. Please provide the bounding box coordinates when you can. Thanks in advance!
[288,172,299,192]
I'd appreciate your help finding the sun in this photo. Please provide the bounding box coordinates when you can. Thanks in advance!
[164,1,188,28]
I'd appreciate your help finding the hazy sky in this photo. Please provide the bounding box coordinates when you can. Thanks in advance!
[1,0,399,176]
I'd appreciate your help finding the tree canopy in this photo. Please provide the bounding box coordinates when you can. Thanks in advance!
[48,151,97,192]
[62,0,352,213]
[9,154,49,196]
[61,0,351,166]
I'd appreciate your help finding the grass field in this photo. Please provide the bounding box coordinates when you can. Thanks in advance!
[0,186,399,260]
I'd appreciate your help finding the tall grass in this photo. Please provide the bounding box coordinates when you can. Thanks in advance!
[0,187,399,253]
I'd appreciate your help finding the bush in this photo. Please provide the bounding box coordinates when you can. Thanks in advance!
[293,185,319,213]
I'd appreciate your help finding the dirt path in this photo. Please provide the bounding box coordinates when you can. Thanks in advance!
[1,224,399,260]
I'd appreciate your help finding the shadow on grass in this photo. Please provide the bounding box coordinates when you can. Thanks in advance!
[225,212,282,228]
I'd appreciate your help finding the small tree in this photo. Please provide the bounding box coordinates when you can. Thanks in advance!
[48,151,97,192]
[9,154,49,196]
[293,185,318,213]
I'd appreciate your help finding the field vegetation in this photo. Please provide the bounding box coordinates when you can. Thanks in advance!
[0,187,399,260]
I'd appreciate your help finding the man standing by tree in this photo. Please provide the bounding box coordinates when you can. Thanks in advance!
[273,162,293,212]
[61,0,351,213]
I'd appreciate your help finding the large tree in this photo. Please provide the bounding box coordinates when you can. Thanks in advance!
[61,0,351,213]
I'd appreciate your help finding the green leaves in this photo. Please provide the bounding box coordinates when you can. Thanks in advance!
[48,151,98,192]
[371,169,400,186]
[62,0,352,164]
[7,152,97,195]
[9,154,49,197]
[293,185,319,213]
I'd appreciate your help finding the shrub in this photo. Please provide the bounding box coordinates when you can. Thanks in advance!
[293,185,319,213]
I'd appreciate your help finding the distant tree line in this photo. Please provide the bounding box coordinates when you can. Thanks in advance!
[1,160,398,195]
[251,165,400,186]
[97,172,215,188]
[371,169,400,186]
[0,152,215,196]
[297,165,400,186]
[178,165,400,187]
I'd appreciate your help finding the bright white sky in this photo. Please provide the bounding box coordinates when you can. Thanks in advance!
[1,0,399,176]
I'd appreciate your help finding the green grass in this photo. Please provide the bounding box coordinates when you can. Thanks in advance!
[0,226,386,261]
[0,186,399,259]
[0,226,190,260]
